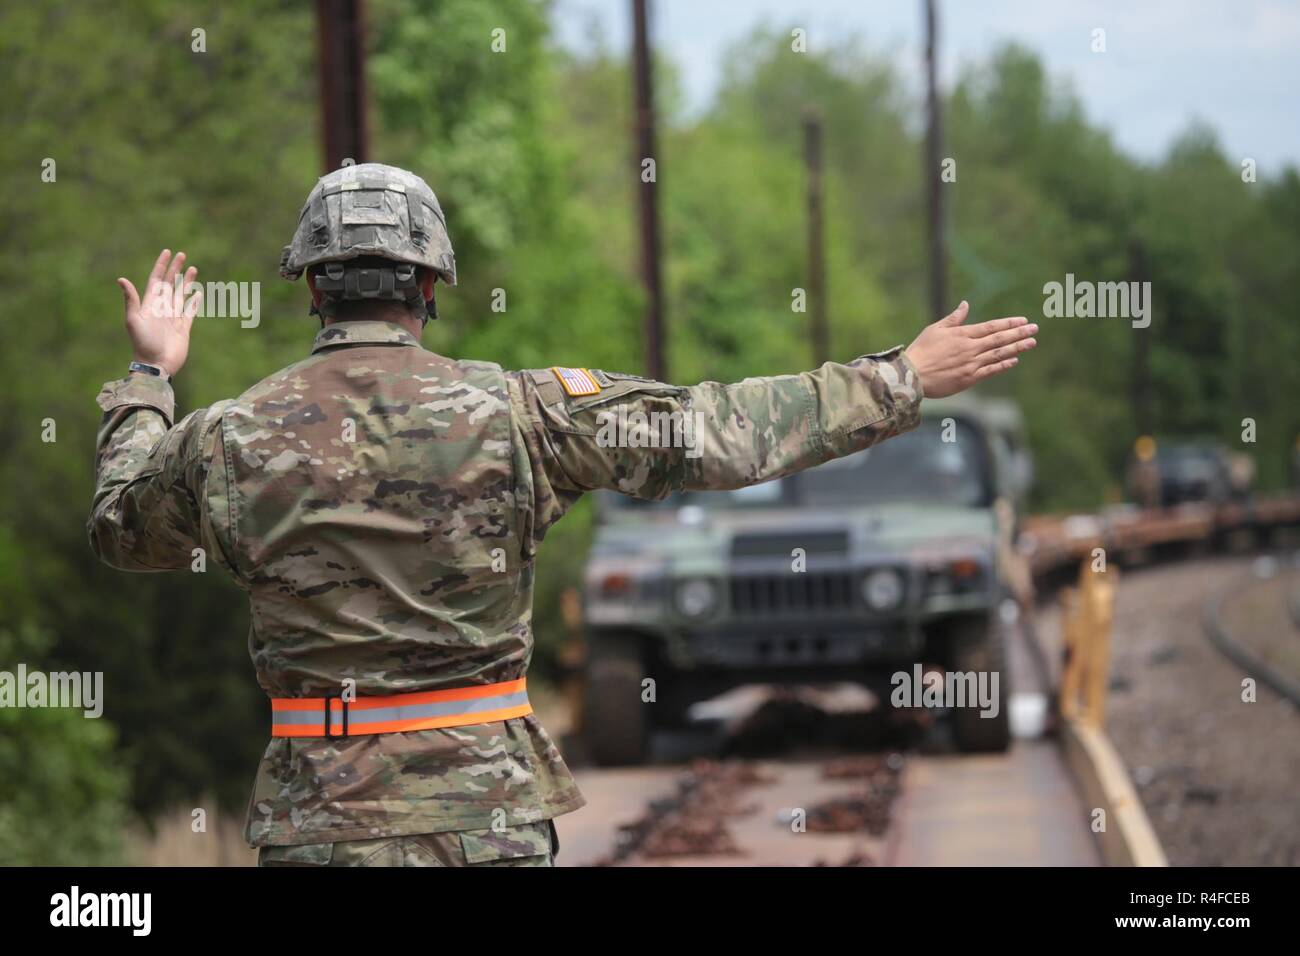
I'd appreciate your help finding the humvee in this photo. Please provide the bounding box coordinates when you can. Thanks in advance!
[579,397,1028,764]
[1124,438,1256,510]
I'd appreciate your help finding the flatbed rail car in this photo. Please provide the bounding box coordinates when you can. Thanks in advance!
[1022,493,1300,584]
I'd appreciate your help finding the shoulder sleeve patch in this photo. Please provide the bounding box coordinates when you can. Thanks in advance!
[551,366,602,397]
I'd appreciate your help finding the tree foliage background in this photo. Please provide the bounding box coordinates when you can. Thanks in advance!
[0,0,1296,861]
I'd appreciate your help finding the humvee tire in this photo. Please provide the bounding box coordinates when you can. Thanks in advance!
[582,632,650,766]
[946,616,1012,753]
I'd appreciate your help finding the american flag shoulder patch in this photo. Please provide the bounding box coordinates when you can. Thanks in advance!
[551,366,602,397]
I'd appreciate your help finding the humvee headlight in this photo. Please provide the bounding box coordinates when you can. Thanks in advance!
[862,569,905,610]
[925,559,984,597]
[675,578,719,619]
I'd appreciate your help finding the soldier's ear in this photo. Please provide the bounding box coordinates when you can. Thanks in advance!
[420,269,436,299]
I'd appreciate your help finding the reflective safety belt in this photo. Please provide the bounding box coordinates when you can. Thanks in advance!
[270,678,531,739]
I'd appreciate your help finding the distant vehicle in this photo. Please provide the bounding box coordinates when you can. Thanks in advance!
[1127,439,1246,509]
[579,397,1022,764]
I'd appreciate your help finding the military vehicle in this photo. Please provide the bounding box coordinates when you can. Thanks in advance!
[1124,438,1244,509]
[580,397,1028,764]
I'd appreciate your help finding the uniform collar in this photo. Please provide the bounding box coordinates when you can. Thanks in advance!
[311,320,422,354]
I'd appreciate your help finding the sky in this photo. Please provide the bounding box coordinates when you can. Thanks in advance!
[551,0,1300,173]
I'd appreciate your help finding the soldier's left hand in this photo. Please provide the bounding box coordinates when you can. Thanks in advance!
[904,301,1037,399]
[117,248,202,378]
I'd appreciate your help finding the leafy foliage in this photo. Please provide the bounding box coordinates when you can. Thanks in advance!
[0,625,128,865]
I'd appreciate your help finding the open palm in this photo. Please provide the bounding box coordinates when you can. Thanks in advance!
[118,248,202,378]
[904,301,1038,399]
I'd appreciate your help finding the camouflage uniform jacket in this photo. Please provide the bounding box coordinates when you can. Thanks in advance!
[89,320,923,846]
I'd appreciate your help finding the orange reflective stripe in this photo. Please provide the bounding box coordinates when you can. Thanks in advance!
[269,678,528,712]
[271,704,535,737]
[269,679,531,738]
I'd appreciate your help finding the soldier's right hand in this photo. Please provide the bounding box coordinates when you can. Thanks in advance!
[903,301,1037,399]
[117,248,202,379]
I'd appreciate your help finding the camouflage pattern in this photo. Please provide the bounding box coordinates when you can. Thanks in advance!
[89,321,923,846]
[258,820,555,867]
[513,349,923,516]
[279,163,456,287]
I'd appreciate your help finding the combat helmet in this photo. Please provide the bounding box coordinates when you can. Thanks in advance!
[279,163,456,322]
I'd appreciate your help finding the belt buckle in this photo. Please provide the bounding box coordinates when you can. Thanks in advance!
[322,692,350,740]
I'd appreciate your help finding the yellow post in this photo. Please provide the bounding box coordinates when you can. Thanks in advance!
[1059,559,1119,727]
[1080,561,1118,726]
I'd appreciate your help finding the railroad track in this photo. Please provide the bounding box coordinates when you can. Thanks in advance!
[1202,559,1300,709]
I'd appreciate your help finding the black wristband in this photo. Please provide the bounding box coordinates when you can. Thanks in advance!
[128,361,170,382]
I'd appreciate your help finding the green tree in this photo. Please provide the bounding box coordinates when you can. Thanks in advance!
[0,625,129,865]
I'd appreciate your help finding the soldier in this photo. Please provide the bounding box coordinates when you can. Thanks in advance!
[88,163,1037,867]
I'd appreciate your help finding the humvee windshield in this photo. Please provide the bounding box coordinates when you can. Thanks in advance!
[606,416,992,511]
[1156,445,1226,480]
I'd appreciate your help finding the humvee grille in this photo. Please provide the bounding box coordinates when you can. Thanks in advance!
[729,572,858,616]
[731,530,848,560]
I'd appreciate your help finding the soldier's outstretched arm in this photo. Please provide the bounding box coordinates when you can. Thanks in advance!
[89,249,214,571]
[510,302,1037,540]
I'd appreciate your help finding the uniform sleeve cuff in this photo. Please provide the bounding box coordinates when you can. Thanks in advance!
[842,345,924,434]
[848,345,926,406]
[96,374,176,425]
[896,349,926,403]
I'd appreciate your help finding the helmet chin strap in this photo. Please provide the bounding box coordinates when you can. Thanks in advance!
[423,288,437,325]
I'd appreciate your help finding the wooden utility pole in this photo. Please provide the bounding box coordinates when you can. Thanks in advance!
[316,0,370,171]
[923,0,947,322]
[803,109,829,366]
[631,0,666,381]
